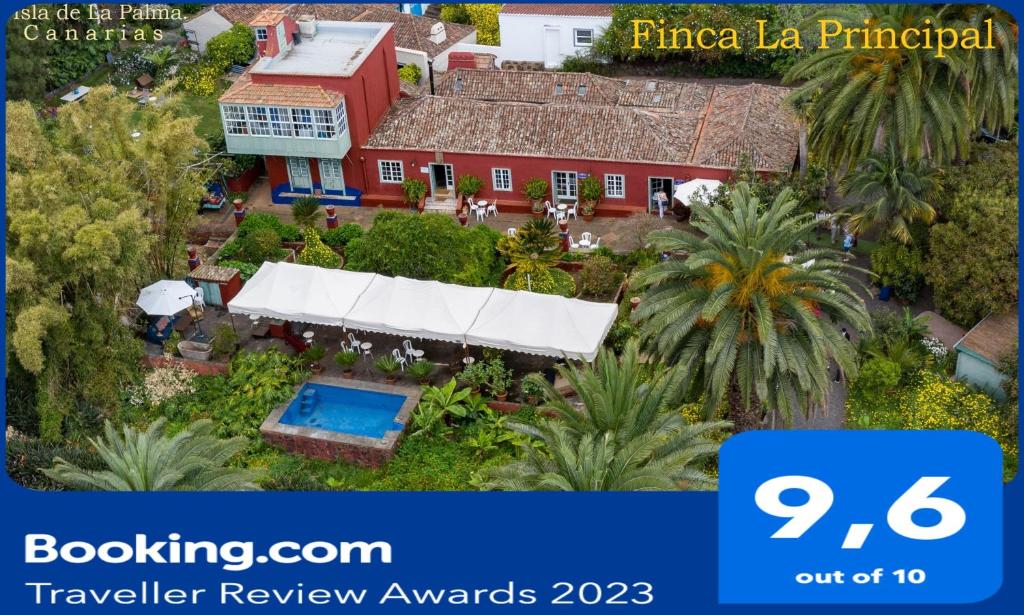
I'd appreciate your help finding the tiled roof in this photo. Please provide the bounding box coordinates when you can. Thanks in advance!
[249,9,288,27]
[366,96,700,165]
[499,4,614,17]
[957,310,1019,364]
[216,3,476,58]
[219,74,344,107]
[213,4,291,24]
[411,69,799,172]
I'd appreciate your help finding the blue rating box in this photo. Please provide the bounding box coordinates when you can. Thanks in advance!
[718,431,1003,604]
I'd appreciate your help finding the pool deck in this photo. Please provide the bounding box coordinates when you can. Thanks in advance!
[260,377,422,467]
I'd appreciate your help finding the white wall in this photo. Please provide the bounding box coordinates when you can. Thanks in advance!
[183,10,232,53]
[396,48,430,85]
[498,14,610,68]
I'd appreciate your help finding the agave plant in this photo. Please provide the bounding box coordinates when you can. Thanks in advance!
[42,418,260,491]
[291,196,323,228]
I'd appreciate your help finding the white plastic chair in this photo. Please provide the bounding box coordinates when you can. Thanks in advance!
[566,202,578,220]
[339,340,349,353]
[580,231,593,244]
[486,200,498,217]
[544,201,556,219]
[591,236,601,249]
[506,227,517,237]
[555,210,567,222]
[402,339,421,362]
[567,235,579,249]
[347,332,361,349]
[468,197,483,221]
[475,206,486,222]
[392,348,408,372]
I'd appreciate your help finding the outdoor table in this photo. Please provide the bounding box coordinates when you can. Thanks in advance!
[360,342,373,356]
[578,239,592,249]
[556,203,568,212]
[302,331,314,348]
[412,349,425,359]
[477,200,488,209]
[463,356,475,365]
[60,86,91,103]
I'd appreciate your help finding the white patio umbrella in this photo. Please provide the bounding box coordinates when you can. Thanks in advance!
[136,280,197,316]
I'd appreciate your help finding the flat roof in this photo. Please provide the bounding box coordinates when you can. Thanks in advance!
[252,21,392,77]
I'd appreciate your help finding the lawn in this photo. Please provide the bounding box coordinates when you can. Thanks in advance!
[178,91,225,144]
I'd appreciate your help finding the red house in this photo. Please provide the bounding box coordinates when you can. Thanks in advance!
[220,11,800,215]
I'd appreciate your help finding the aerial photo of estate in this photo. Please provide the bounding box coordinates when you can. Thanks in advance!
[4,3,1019,491]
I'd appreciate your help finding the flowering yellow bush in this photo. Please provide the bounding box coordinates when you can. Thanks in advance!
[848,370,1018,480]
[178,62,223,97]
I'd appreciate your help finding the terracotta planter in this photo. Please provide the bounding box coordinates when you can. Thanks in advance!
[531,210,543,219]
[311,364,324,375]
[495,392,508,402]
[630,296,641,311]
[457,214,468,226]
[416,196,426,213]
[385,375,397,385]
[419,378,431,385]
[342,369,354,379]
[583,214,595,222]
[526,395,538,406]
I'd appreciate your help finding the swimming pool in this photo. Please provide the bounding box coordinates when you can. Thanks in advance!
[280,383,406,438]
[261,378,422,467]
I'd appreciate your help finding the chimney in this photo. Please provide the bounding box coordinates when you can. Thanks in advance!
[428,22,446,45]
[297,15,317,39]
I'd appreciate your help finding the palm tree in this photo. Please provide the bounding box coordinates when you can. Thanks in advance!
[839,144,938,243]
[498,217,560,277]
[291,196,323,228]
[480,342,729,491]
[945,5,1018,137]
[143,46,175,77]
[632,183,871,431]
[784,5,972,169]
[42,418,261,491]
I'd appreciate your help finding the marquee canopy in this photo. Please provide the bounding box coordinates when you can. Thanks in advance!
[673,179,722,207]
[227,262,618,361]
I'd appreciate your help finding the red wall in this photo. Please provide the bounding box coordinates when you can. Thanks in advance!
[249,27,399,194]
[356,149,734,212]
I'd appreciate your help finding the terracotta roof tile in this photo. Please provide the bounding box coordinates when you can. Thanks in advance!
[957,310,1019,364]
[213,3,291,24]
[499,4,614,17]
[419,69,798,172]
[365,96,701,165]
[219,73,343,107]
[247,9,289,27]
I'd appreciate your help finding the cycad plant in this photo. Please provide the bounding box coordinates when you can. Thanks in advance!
[42,418,260,491]
[632,183,870,431]
[291,196,323,228]
[839,144,938,243]
[480,342,729,491]
[499,217,561,277]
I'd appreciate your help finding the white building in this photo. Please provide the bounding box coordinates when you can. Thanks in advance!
[184,4,291,52]
[497,4,613,69]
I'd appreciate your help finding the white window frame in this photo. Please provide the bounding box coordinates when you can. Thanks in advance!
[319,158,345,192]
[378,160,404,184]
[246,106,271,136]
[574,28,594,47]
[491,168,512,192]
[223,102,348,140]
[223,104,248,135]
[255,27,268,41]
[604,174,625,199]
[269,106,291,136]
[553,170,578,201]
[291,108,315,139]
[287,157,312,190]
[313,108,335,139]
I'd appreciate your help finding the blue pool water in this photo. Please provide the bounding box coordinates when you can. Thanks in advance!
[280,383,407,438]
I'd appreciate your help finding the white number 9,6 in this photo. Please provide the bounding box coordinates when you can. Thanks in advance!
[754,475,966,542]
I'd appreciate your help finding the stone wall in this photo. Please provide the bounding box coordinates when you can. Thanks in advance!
[143,355,230,376]
[262,430,397,468]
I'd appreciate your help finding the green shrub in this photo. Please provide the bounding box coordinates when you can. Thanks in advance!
[580,255,623,297]
[213,350,305,440]
[6,434,103,490]
[504,267,576,297]
[217,260,258,280]
[298,231,341,269]
[409,359,435,383]
[401,178,427,205]
[852,357,902,403]
[206,24,256,69]
[321,223,364,248]
[211,323,239,359]
[398,63,422,84]
[334,350,360,371]
[237,213,301,242]
[871,240,926,302]
[238,228,283,264]
[345,212,500,286]
[456,174,484,197]
[177,61,224,96]
[522,177,549,201]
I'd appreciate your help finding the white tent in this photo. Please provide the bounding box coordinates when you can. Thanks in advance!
[464,288,618,361]
[227,262,618,361]
[344,276,494,344]
[227,262,376,326]
[673,179,722,207]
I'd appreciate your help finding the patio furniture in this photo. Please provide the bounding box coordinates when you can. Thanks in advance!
[486,200,498,217]
[339,340,349,352]
[468,197,485,222]
[567,235,580,249]
[463,356,475,365]
[360,341,374,361]
[591,237,601,249]
[402,339,422,362]
[544,201,556,219]
[302,330,314,347]
[507,227,517,237]
[580,232,592,244]
[566,202,578,220]
[59,86,91,103]
[348,332,362,349]
[391,349,408,371]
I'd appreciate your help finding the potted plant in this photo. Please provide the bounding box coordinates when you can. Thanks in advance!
[456,174,483,200]
[401,178,428,212]
[485,358,513,401]
[334,349,360,378]
[459,361,489,394]
[302,345,326,374]
[579,176,602,221]
[522,178,549,218]
[162,331,181,359]
[375,354,402,384]
[520,373,545,405]
[457,204,469,226]
[408,359,435,385]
